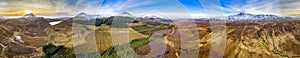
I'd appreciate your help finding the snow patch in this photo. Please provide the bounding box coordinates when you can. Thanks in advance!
[15,36,24,43]
[49,21,63,25]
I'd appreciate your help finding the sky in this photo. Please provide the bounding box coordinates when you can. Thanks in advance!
[0,0,299,18]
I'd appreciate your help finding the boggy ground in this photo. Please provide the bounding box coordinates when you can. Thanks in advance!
[1,17,300,58]
[136,19,300,58]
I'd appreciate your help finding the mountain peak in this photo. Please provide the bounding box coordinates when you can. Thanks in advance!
[74,13,106,20]
[78,12,88,16]
[24,13,35,16]
[22,13,36,18]
[237,12,247,16]
[117,12,133,17]
[76,12,88,17]
[235,11,253,16]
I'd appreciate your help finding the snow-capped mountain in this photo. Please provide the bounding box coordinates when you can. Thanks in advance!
[143,15,158,20]
[225,12,283,21]
[22,13,36,18]
[226,12,279,20]
[74,13,106,20]
[116,12,133,17]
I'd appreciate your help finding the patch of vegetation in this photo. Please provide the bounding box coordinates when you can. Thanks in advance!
[55,38,150,58]
[43,44,63,57]
[74,16,138,28]
[101,47,119,58]
[131,25,152,31]
[98,38,150,58]
[73,20,95,25]
[130,38,150,50]
[131,22,174,35]
[42,43,75,58]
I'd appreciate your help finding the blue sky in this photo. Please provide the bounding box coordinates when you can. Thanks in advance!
[95,0,300,18]
[0,0,299,18]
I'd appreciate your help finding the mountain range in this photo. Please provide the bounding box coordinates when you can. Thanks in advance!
[74,12,133,20]
[0,12,299,21]
[224,12,296,21]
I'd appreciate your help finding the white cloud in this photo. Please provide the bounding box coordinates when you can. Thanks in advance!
[219,0,300,15]
[97,0,126,15]
[120,0,167,10]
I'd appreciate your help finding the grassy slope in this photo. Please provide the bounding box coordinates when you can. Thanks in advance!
[100,21,174,58]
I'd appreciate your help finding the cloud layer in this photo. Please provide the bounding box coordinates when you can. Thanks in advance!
[0,0,74,16]
[0,0,299,17]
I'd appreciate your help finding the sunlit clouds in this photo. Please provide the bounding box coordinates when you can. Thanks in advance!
[0,0,75,16]
[0,0,299,18]
[24,10,32,14]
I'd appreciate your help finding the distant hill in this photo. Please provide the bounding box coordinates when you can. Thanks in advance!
[117,12,133,17]
[22,13,36,18]
[74,16,138,28]
[74,13,106,20]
